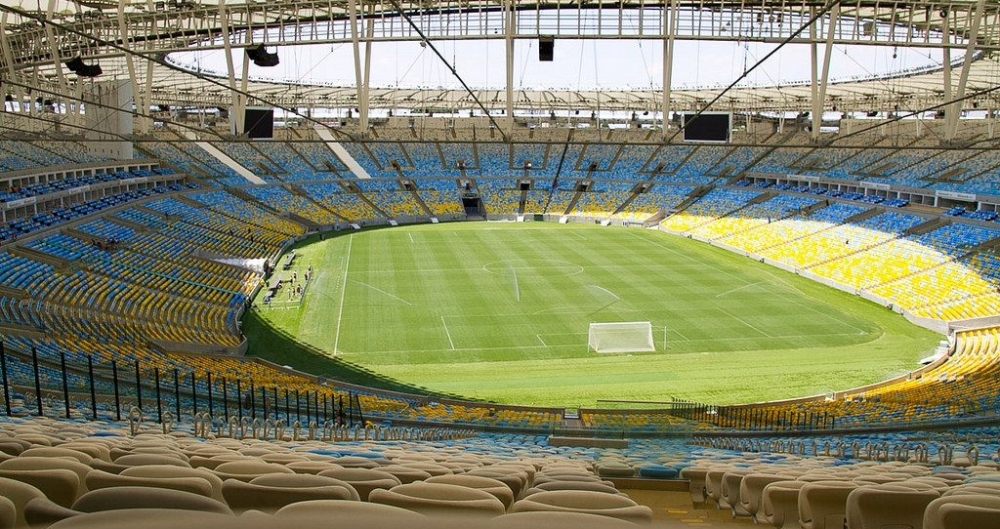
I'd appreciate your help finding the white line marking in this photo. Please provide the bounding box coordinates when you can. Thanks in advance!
[715,281,764,298]
[331,234,353,356]
[667,327,691,342]
[511,266,520,302]
[716,307,773,337]
[628,230,871,334]
[590,285,621,301]
[408,232,415,243]
[342,330,871,356]
[760,283,871,334]
[441,315,456,350]
[536,334,547,346]
[349,279,413,305]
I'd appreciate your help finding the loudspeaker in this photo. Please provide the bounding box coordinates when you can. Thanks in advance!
[65,56,102,78]
[539,37,554,61]
[246,44,279,67]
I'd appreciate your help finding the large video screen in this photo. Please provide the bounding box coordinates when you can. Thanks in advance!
[682,113,730,143]
[244,107,274,139]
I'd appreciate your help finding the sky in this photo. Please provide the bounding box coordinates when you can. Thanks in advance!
[168,9,947,93]
[171,38,944,92]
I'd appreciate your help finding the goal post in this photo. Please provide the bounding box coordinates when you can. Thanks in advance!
[588,321,657,354]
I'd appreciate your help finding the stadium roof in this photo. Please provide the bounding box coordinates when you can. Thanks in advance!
[0,0,997,137]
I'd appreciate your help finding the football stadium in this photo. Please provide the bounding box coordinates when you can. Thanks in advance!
[0,0,998,526]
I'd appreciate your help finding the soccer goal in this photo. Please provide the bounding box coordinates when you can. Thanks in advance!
[587,321,657,354]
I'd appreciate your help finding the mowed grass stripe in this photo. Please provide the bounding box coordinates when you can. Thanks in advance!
[252,222,941,406]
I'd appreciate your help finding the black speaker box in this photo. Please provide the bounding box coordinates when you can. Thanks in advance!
[539,38,554,61]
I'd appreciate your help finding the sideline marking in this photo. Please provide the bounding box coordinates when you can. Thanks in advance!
[332,234,353,356]
[408,232,415,243]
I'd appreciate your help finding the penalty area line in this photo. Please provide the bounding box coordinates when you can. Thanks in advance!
[441,315,456,350]
[589,284,621,301]
[715,281,764,298]
[349,279,413,306]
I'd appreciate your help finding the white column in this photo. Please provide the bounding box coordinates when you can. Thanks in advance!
[504,0,515,131]
[219,0,243,134]
[349,0,368,132]
[661,0,678,138]
[948,0,986,140]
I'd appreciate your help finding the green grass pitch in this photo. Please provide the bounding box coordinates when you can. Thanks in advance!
[246,222,941,407]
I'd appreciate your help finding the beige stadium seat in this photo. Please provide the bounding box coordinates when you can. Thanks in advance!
[595,461,635,478]
[798,481,859,529]
[112,454,191,468]
[56,442,112,463]
[260,453,309,465]
[120,465,227,503]
[369,482,506,517]
[721,469,752,517]
[22,497,82,526]
[87,460,131,475]
[221,473,359,513]
[0,467,80,507]
[425,474,515,509]
[396,461,454,477]
[760,480,807,529]
[944,481,1000,495]
[680,467,710,504]
[533,474,612,488]
[845,484,940,529]
[489,511,643,529]
[45,509,241,529]
[84,469,214,498]
[1,456,93,496]
[377,465,434,485]
[466,468,526,498]
[275,499,428,524]
[188,455,253,471]
[740,473,793,522]
[0,476,47,527]
[509,489,652,524]
[18,447,94,464]
[706,468,730,509]
[924,494,1000,529]
[521,480,625,498]
[285,461,343,475]
[70,486,233,515]
[0,439,29,456]
[317,467,401,501]
[330,456,382,469]
[212,460,295,482]
[0,495,14,529]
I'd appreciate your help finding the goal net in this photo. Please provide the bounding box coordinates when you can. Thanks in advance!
[588,321,656,354]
